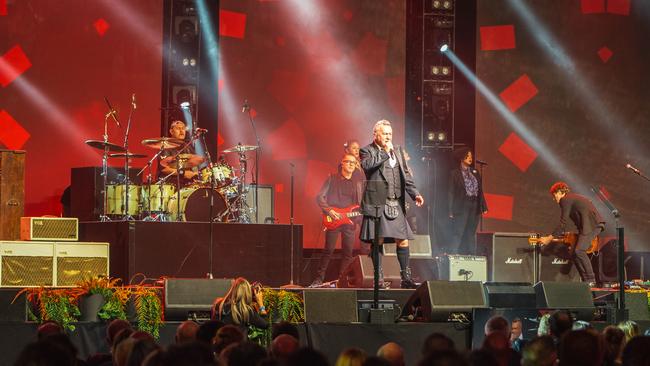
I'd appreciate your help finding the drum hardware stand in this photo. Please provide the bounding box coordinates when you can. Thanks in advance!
[99,97,122,222]
[138,147,168,221]
[243,100,261,223]
[121,94,136,221]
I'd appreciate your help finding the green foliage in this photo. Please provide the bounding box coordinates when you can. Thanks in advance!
[134,288,163,339]
[248,288,304,347]
[97,293,127,321]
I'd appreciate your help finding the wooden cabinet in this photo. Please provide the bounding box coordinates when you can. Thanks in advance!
[0,150,25,240]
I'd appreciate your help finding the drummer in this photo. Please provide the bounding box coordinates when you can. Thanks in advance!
[158,120,199,183]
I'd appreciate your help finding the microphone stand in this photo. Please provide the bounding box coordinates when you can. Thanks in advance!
[591,186,626,321]
[199,130,215,279]
[122,96,135,221]
[244,102,261,223]
[100,112,112,222]
[281,162,299,288]
[627,165,650,182]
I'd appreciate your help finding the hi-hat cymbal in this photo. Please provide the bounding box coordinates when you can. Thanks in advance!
[85,139,126,152]
[109,152,147,159]
[222,144,259,153]
[161,153,205,169]
[141,137,184,150]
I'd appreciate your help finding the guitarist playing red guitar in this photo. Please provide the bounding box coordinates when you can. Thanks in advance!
[309,153,365,287]
[538,182,606,287]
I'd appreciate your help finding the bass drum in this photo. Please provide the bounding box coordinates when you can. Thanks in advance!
[167,187,228,222]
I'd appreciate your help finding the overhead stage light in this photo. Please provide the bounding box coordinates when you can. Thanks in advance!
[440,44,449,52]
[180,101,191,109]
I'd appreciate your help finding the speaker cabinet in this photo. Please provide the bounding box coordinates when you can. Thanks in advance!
[245,184,274,224]
[56,242,109,286]
[484,282,536,308]
[0,150,25,240]
[477,232,534,282]
[538,243,580,282]
[437,255,487,282]
[337,255,401,288]
[20,217,79,241]
[303,289,358,323]
[0,241,54,287]
[403,281,487,321]
[165,278,232,320]
[534,281,593,308]
[383,235,432,257]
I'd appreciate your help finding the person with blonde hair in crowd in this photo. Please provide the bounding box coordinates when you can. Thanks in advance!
[212,277,268,331]
[617,320,639,342]
[335,347,367,366]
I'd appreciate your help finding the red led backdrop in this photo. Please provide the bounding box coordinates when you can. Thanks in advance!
[1,0,405,248]
[475,0,650,250]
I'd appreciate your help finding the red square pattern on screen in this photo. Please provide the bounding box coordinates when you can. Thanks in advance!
[581,0,605,13]
[608,0,630,15]
[479,25,516,51]
[0,110,30,149]
[220,10,247,39]
[93,18,110,36]
[498,132,538,172]
[483,193,514,221]
[598,47,613,63]
[499,74,538,113]
[0,0,7,16]
[0,45,32,87]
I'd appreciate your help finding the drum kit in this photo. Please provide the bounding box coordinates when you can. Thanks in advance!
[84,135,259,223]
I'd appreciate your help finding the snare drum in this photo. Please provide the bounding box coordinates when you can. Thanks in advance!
[167,187,229,222]
[106,184,140,216]
[140,184,176,212]
[199,164,233,187]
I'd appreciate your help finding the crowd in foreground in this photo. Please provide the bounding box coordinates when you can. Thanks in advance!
[12,310,650,366]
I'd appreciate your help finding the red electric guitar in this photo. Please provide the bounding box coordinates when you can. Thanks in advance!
[322,205,362,230]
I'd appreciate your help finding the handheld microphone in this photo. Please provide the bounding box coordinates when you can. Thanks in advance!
[626,163,641,174]
[475,159,488,166]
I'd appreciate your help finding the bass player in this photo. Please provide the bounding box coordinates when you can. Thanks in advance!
[538,182,606,286]
[309,154,365,287]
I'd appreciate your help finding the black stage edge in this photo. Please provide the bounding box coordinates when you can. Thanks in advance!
[79,222,302,287]
[0,321,465,366]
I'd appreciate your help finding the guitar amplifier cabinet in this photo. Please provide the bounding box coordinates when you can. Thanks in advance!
[436,255,488,282]
[0,241,55,287]
[477,232,534,283]
[20,217,79,241]
[56,242,109,287]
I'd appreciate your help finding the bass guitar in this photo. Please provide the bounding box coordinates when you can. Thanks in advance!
[322,205,362,230]
[528,232,599,254]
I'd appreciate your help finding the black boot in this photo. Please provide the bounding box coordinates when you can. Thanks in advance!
[400,267,417,289]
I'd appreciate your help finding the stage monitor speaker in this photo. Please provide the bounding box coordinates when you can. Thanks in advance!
[0,241,54,287]
[55,242,109,286]
[337,255,401,288]
[245,184,274,224]
[21,217,79,241]
[534,281,594,308]
[383,235,432,257]
[476,232,534,283]
[0,150,25,241]
[484,282,536,308]
[437,255,487,282]
[402,281,487,321]
[164,278,232,321]
[303,289,358,323]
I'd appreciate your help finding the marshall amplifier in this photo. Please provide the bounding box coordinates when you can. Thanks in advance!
[436,255,487,282]
[477,232,534,283]
[539,243,581,282]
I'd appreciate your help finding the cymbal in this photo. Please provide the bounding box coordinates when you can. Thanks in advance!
[85,139,126,152]
[222,144,259,153]
[141,137,184,150]
[109,152,147,159]
[161,153,205,169]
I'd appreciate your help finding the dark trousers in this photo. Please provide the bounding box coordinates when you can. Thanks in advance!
[573,228,600,283]
[450,197,480,255]
[315,225,356,281]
